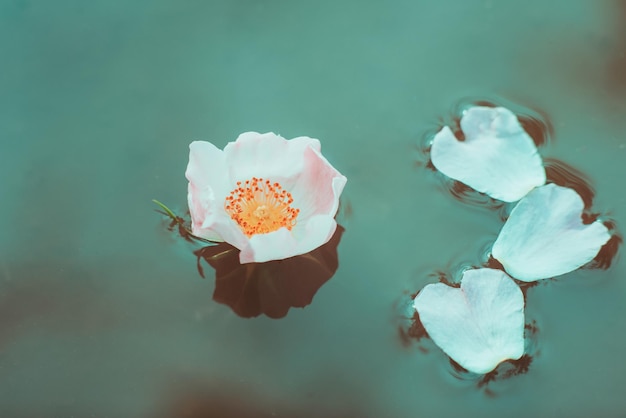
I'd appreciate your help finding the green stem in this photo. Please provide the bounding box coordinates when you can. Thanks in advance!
[152,199,217,245]
[152,199,178,220]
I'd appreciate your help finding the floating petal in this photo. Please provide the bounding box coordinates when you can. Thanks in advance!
[431,106,546,202]
[413,268,525,374]
[492,183,611,281]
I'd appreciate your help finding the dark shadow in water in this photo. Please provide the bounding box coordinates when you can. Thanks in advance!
[154,376,369,418]
[475,355,534,395]
[194,227,344,319]
[398,311,428,352]
[544,158,596,209]
[484,256,505,271]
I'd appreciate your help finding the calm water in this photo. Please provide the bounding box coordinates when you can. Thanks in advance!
[2,1,626,417]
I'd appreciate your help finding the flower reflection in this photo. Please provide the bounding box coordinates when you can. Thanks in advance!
[194,226,345,318]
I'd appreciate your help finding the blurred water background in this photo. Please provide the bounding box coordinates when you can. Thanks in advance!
[1,0,626,416]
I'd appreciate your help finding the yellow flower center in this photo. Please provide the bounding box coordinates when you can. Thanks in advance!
[225,177,299,237]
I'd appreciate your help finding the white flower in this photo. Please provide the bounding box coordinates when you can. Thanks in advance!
[186,132,347,263]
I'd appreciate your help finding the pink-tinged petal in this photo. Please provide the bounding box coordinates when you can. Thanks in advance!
[240,215,337,264]
[289,146,347,219]
[413,268,525,374]
[185,141,230,240]
[203,214,250,252]
[224,132,321,182]
[431,106,546,202]
[186,184,223,242]
[492,184,611,281]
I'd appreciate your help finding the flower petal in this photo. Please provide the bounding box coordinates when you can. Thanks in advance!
[224,132,321,182]
[288,146,347,220]
[413,268,525,374]
[492,183,611,281]
[185,141,230,241]
[203,214,250,252]
[431,106,546,202]
[240,215,337,264]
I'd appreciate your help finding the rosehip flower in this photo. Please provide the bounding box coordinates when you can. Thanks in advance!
[185,132,347,264]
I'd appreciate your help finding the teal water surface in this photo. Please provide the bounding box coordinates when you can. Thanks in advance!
[2,0,626,417]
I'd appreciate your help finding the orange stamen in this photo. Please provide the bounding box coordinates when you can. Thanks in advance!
[224,177,299,237]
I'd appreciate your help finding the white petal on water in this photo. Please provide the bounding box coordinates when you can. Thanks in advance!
[492,183,611,281]
[430,106,546,202]
[413,268,525,374]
